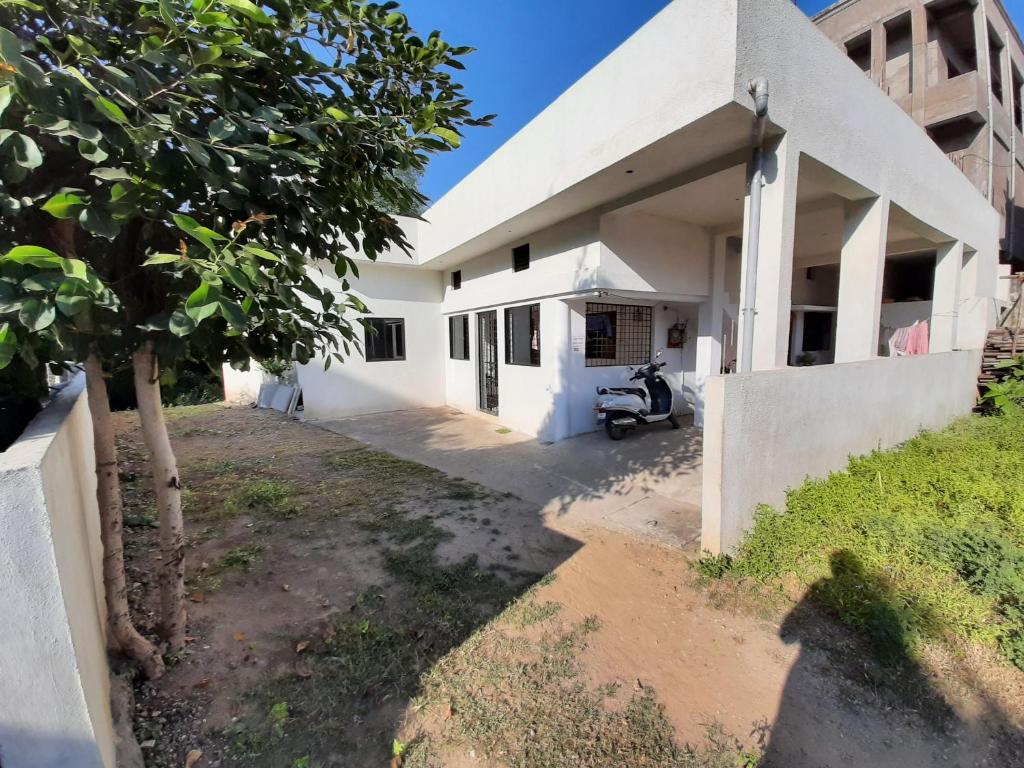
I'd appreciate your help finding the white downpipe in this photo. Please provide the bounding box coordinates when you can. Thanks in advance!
[739,78,770,374]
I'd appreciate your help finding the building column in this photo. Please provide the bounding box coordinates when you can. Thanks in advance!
[931,240,964,353]
[834,196,890,363]
[694,234,728,426]
[910,4,929,123]
[870,22,886,88]
[737,135,800,372]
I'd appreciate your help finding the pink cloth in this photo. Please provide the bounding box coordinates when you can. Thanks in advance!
[906,321,930,356]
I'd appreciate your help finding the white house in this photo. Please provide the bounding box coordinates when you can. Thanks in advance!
[228,0,1007,552]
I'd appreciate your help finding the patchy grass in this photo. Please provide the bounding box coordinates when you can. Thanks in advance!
[698,408,1024,671]
[238,480,300,520]
[406,597,759,768]
[191,545,265,593]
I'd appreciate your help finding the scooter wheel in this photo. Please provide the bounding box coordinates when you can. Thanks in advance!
[605,418,626,441]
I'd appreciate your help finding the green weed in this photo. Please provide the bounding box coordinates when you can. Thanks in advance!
[698,408,1024,670]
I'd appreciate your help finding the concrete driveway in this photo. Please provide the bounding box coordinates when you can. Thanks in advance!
[314,407,702,550]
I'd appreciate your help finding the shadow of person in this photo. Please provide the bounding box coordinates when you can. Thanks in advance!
[755,550,1008,768]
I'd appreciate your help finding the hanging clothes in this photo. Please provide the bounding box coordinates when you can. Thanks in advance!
[888,325,912,356]
[906,320,929,356]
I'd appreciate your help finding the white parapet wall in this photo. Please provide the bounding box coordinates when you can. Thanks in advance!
[0,374,115,767]
[701,351,983,554]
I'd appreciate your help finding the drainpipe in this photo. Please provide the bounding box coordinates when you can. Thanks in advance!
[739,77,770,374]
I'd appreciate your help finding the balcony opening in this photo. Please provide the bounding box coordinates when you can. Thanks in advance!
[885,12,914,98]
[1014,66,1023,133]
[926,117,984,175]
[926,0,977,82]
[989,25,1004,104]
[845,30,872,76]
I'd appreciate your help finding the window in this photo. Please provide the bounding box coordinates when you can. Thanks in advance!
[449,314,470,360]
[364,318,405,361]
[585,302,652,367]
[844,30,872,76]
[802,312,833,352]
[451,270,462,290]
[505,303,540,366]
[512,243,530,272]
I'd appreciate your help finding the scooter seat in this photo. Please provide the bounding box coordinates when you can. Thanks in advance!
[599,386,647,399]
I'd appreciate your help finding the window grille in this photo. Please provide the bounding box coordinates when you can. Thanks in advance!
[585,302,651,367]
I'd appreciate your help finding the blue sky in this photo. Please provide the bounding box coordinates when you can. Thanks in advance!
[404,0,1024,203]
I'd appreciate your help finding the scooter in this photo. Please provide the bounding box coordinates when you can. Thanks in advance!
[594,351,680,440]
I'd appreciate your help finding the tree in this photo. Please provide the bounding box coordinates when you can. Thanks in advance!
[0,0,489,661]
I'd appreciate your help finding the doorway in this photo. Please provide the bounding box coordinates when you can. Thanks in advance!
[477,310,499,414]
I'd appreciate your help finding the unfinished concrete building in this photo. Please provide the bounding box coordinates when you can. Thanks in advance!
[815,0,1024,266]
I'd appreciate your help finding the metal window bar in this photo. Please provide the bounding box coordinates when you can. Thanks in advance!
[585,302,652,367]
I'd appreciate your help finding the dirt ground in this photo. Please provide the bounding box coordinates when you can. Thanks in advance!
[116,405,1024,768]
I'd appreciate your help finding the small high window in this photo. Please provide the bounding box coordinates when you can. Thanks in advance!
[364,318,405,362]
[452,270,462,290]
[585,303,652,367]
[512,244,530,272]
[989,25,1005,104]
[505,303,540,366]
[449,314,469,360]
[1013,67,1023,133]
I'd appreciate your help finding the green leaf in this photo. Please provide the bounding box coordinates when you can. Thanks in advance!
[169,309,196,337]
[183,137,211,167]
[173,213,227,252]
[208,117,236,141]
[90,167,133,181]
[18,297,56,331]
[55,281,92,316]
[63,66,99,94]
[0,85,11,121]
[185,282,221,322]
[241,244,279,261]
[431,127,461,148]
[325,106,353,122]
[4,245,63,268]
[0,323,16,369]
[41,190,88,219]
[220,0,273,25]
[143,253,185,266]
[217,297,247,327]
[79,207,120,239]
[93,96,130,125]
[61,258,88,281]
[78,140,108,163]
[194,44,223,66]
[268,133,294,145]
[12,133,42,169]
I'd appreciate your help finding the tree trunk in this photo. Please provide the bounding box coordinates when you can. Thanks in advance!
[132,342,187,651]
[84,355,165,680]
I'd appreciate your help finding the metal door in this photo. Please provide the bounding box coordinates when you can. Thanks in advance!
[477,310,499,414]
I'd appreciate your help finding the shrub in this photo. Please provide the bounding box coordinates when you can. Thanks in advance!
[706,409,1024,670]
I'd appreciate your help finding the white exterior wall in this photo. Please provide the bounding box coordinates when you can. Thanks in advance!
[701,350,983,553]
[298,262,445,421]
[599,213,711,296]
[0,375,115,768]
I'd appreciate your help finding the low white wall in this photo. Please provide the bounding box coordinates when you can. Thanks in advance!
[701,350,983,554]
[0,374,115,767]
[222,361,273,405]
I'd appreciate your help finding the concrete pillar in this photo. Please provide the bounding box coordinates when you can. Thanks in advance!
[931,240,964,353]
[737,135,800,372]
[871,22,886,88]
[910,4,928,122]
[694,235,728,426]
[834,196,890,363]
